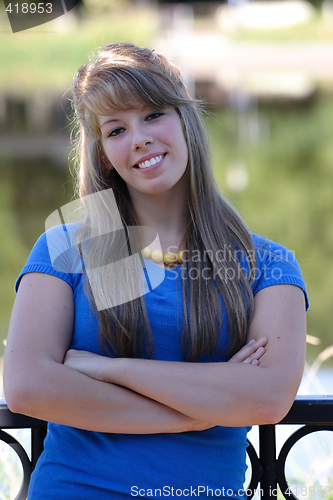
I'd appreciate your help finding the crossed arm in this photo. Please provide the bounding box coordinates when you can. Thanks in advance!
[3,272,306,432]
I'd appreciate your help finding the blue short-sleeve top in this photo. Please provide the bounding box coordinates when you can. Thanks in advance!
[15,227,309,500]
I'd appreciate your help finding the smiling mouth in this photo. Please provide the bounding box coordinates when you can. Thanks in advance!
[134,154,166,169]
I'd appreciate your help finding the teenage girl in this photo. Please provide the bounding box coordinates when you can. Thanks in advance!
[4,43,308,499]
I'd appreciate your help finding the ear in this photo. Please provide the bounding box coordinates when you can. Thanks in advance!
[100,154,113,171]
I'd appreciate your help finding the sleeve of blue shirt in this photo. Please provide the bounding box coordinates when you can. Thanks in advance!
[251,233,309,311]
[15,224,83,293]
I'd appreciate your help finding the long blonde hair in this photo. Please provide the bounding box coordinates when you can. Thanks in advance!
[72,42,256,361]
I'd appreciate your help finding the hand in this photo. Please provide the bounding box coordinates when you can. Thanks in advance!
[63,349,111,381]
[228,337,267,366]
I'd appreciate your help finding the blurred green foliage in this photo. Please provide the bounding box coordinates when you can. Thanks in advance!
[0,158,74,357]
[0,6,157,93]
[208,95,333,360]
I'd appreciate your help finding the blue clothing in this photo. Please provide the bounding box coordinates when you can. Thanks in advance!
[16,227,309,499]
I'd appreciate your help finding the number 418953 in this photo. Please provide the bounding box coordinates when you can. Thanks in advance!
[6,3,53,14]
[285,486,332,497]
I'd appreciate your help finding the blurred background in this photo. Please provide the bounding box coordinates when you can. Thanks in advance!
[0,0,333,390]
[1,1,333,497]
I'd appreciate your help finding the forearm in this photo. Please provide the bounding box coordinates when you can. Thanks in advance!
[62,337,289,427]
[101,358,289,427]
[103,285,305,427]
[4,359,196,434]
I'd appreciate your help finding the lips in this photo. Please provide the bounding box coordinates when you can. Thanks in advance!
[133,153,166,169]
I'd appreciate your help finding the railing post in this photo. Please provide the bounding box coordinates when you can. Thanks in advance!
[31,427,47,469]
[259,425,277,499]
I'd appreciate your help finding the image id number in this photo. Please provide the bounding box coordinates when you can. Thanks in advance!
[6,3,53,14]
[285,486,332,497]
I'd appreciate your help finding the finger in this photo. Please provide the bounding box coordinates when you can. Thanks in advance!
[257,336,268,346]
[250,337,267,348]
[246,337,267,352]
[242,346,266,364]
[229,337,267,363]
[229,347,253,363]
[242,337,267,359]
[253,346,265,359]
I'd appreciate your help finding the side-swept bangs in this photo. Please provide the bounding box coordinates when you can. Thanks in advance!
[79,66,194,135]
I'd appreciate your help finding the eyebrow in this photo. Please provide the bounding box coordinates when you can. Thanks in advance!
[100,118,119,129]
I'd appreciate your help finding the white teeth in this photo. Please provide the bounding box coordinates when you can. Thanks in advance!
[137,155,163,169]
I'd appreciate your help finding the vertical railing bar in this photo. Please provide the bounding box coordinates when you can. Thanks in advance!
[31,427,47,470]
[259,424,277,499]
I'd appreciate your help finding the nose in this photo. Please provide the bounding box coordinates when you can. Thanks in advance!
[132,126,153,150]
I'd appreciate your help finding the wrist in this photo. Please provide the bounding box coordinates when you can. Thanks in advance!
[103,356,126,385]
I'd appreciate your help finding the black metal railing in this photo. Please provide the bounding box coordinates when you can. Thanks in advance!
[1,396,333,500]
[0,400,47,500]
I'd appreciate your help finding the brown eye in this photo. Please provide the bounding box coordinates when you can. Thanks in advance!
[146,112,164,122]
[108,127,125,138]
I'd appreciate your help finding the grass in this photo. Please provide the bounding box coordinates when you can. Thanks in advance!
[0,4,158,94]
[224,14,333,42]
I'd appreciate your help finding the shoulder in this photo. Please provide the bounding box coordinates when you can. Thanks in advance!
[44,223,84,273]
[15,223,84,293]
[249,233,309,311]
[251,233,298,263]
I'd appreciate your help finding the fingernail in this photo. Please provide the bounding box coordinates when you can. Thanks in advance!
[248,339,255,345]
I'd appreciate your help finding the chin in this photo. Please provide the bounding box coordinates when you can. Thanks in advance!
[138,180,174,196]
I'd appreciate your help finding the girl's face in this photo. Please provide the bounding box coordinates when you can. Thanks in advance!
[98,106,189,198]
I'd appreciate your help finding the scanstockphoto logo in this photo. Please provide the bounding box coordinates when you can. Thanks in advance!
[3,0,81,33]
[45,188,165,311]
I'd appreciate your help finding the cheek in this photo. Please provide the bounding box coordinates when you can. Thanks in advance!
[104,145,123,168]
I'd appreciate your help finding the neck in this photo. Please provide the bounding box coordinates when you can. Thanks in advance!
[129,190,188,253]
